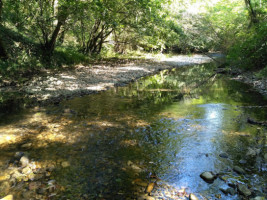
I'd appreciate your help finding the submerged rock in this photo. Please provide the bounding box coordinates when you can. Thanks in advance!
[200,172,216,183]
[189,193,199,200]
[226,188,236,195]
[219,153,228,158]
[237,184,251,196]
[233,166,246,174]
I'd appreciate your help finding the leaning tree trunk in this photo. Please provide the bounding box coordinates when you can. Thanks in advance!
[43,6,68,56]
[0,0,8,60]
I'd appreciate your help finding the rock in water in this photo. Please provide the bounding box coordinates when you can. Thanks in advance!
[189,193,199,200]
[146,182,155,194]
[20,156,29,167]
[219,153,228,158]
[233,166,245,174]
[237,184,251,196]
[200,172,216,183]
[226,188,236,195]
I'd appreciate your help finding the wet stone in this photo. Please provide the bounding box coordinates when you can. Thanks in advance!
[233,166,246,174]
[200,172,216,183]
[219,153,228,158]
[237,184,252,196]
[226,188,236,195]
[189,193,199,200]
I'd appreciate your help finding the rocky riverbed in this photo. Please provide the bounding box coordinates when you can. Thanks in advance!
[0,54,218,106]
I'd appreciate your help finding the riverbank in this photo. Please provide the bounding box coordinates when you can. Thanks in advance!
[0,54,218,106]
[231,72,267,98]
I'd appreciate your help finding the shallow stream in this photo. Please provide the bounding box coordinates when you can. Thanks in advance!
[0,62,266,200]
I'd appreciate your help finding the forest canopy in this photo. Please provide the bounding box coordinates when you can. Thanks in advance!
[0,0,266,77]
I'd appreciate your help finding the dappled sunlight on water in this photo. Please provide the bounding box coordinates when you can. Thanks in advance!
[0,63,266,199]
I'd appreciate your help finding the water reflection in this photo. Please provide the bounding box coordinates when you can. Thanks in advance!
[0,63,266,199]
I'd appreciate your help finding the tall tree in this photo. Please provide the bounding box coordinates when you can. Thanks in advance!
[0,0,8,60]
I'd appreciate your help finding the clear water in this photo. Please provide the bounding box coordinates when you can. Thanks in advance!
[0,63,266,199]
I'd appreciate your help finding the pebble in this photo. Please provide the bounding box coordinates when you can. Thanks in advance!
[189,193,199,200]
[21,143,32,149]
[237,184,251,196]
[200,171,216,183]
[233,166,246,174]
[20,156,29,167]
[61,161,70,168]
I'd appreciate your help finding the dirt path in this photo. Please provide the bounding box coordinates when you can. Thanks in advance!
[1,54,219,105]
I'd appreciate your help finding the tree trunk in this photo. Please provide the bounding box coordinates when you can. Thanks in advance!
[0,0,8,60]
[244,0,258,26]
[44,20,64,54]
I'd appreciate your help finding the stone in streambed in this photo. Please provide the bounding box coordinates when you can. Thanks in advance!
[0,182,10,196]
[219,153,228,158]
[226,188,236,195]
[237,184,251,196]
[20,156,29,167]
[200,172,216,183]
[189,193,199,200]
[21,143,32,149]
[233,166,246,174]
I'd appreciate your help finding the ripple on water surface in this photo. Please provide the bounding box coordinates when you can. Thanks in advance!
[0,63,266,199]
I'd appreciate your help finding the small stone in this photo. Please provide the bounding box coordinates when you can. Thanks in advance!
[127,160,133,166]
[20,156,29,167]
[219,153,228,158]
[200,172,216,183]
[61,161,70,168]
[21,143,32,149]
[237,184,252,196]
[22,166,32,175]
[0,182,10,196]
[0,195,13,200]
[189,193,199,200]
[226,188,236,195]
[233,166,246,174]
[219,188,228,194]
